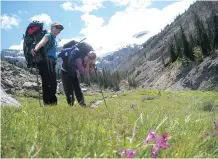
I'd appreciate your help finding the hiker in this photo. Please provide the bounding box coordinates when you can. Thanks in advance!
[31,22,64,105]
[60,41,97,107]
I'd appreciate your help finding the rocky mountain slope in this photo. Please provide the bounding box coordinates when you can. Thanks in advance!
[118,1,218,91]
[96,44,141,70]
[1,60,42,97]
[1,60,66,98]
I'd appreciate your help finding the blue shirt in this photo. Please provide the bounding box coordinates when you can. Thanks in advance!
[44,33,57,60]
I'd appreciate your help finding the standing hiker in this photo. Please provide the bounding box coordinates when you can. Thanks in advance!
[59,40,96,107]
[31,22,64,105]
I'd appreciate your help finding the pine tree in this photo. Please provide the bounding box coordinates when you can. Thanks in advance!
[180,25,195,61]
[194,13,211,56]
[189,34,196,49]
[212,11,218,49]
[169,42,177,63]
[174,34,182,58]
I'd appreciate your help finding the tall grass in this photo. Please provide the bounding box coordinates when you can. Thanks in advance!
[1,89,218,158]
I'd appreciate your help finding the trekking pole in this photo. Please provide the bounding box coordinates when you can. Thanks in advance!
[35,64,42,107]
[94,66,107,108]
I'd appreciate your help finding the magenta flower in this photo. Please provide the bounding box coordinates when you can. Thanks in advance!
[162,132,168,139]
[145,130,156,143]
[125,149,138,158]
[117,148,138,158]
[145,130,170,158]
[152,144,160,158]
[155,135,170,149]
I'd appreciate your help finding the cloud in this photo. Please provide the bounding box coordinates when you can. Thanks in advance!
[1,14,20,30]
[60,0,104,13]
[79,0,195,56]
[9,40,23,50]
[125,0,152,12]
[81,13,104,29]
[109,0,131,6]
[30,14,52,26]
[60,1,75,11]
[68,22,72,27]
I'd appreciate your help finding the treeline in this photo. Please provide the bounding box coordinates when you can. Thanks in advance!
[168,10,218,64]
[80,67,139,90]
[81,68,121,91]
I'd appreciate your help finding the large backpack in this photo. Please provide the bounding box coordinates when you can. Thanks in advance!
[23,21,54,68]
[58,39,93,75]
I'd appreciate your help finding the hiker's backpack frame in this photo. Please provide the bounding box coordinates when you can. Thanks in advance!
[58,38,93,75]
[23,21,48,68]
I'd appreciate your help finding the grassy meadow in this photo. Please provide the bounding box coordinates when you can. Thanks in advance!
[1,89,218,158]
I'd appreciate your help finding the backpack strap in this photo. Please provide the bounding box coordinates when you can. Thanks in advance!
[45,33,56,54]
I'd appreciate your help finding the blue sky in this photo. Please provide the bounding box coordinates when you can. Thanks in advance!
[1,0,195,56]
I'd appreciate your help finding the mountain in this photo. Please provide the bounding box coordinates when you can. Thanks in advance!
[117,1,218,91]
[96,44,142,71]
[1,49,26,68]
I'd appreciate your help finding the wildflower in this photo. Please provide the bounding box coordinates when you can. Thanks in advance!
[145,130,170,158]
[145,130,156,143]
[155,135,170,149]
[152,144,160,158]
[125,149,138,158]
[117,148,138,158]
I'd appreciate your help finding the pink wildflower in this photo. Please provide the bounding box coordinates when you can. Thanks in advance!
[117,148,138,158]
[125,149,138,158]
[152,144,160,158]
[145,130,156,143]
[145,130,170,158]
[155,135,170,149]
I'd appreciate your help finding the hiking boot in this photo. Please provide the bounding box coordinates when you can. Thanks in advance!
[68,101,75,107]
[80,103,87,108]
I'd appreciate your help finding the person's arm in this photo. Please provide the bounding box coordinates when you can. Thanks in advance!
[89,63,95,75]
[31,35,49,56]
[75,58,91,76]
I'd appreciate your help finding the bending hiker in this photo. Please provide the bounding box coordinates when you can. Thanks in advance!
[31,22,64,105]
[59,41,96,107]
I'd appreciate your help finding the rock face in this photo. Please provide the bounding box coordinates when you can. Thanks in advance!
[1,61,89,97]
[117,1,218,91]
[1,87,21,107]
[1,60,41,96]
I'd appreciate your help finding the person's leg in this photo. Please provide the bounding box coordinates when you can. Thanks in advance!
[49,61,57,105]
[61,70,75,106]
[38,60,51,105]
[72,75,86,107]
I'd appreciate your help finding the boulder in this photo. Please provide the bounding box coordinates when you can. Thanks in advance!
[22,82,38,91]
[1,87,21,107]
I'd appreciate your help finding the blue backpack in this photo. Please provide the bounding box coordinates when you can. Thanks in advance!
[58,38,93,75]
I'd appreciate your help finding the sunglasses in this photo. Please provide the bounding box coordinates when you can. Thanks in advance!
[55,26,63,30]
